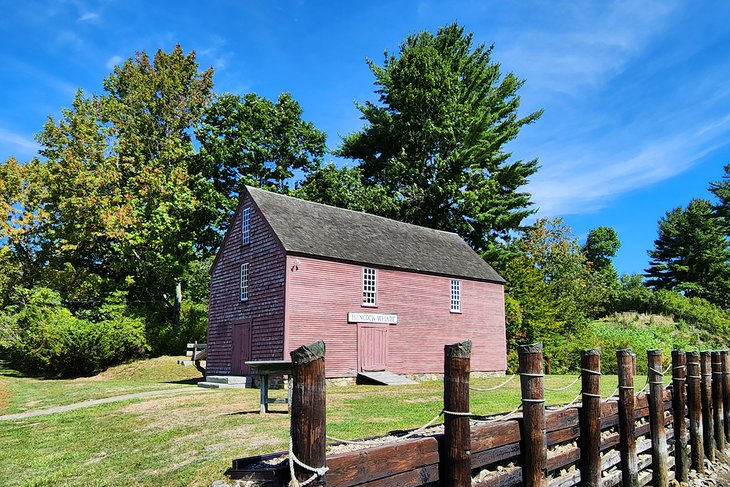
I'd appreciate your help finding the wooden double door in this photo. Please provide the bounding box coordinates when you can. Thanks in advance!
[358,323,388,372]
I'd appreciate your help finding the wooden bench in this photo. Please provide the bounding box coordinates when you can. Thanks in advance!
[245,360,293,414]
[178,342,206,375]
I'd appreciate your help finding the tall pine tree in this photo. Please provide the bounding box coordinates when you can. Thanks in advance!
[337,23,542,261]
[644,198,730,306]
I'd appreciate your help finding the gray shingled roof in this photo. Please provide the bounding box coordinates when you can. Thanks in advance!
[246,186,505,283]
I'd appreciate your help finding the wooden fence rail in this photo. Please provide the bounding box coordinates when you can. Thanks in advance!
[229,343,730,487]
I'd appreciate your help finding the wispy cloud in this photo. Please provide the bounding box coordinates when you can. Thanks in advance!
[0,127,41,159]
[528,114,730,216]
[499,1,677,97]
[77,11,99,23]
[105,55,123,70]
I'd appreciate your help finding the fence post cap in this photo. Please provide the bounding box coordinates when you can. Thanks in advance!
[582,348,601,357]
[647,349,663,357]
[518,342,543,354]
[687,350,701,358]
[291,340,326,365]
[616,348,634,357]
[445,340,472,358]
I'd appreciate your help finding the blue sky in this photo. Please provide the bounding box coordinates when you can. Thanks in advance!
[2,1,730,276]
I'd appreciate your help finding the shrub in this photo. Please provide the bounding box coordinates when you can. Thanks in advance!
[2,288,148,377]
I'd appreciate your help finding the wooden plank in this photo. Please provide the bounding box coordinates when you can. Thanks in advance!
[355,463,439,487]
[546,408,580,433]
[472,421,521,453]
[326,437,439,487]
[471,442,521,470]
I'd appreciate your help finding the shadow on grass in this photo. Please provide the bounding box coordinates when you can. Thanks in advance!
[226,410,289,416]
[164,378,203,385]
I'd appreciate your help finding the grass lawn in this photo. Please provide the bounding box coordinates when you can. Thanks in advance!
[0,357,660,487]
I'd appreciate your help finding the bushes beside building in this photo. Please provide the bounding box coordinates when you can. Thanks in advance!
[0,288,148,377]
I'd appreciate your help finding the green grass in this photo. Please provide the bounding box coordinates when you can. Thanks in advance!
[0,358,663,487]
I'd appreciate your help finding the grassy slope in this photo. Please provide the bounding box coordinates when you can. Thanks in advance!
[0,356,659,487]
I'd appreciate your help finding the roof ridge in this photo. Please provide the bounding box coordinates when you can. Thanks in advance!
[245,185,462,239]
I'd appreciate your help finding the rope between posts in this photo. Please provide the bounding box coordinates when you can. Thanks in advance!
[548,391,583,412]
[325,410,445,446]
[288,437,329,487]
[472,403,523,422]
[545,373,582,391]
[470,373,516,391]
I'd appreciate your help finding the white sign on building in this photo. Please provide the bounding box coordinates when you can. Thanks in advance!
[347,312,398,324]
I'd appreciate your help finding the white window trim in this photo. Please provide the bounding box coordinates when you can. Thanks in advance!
[450,279,461,313]
[362,267,377,307]
[240,263,249,302]
[241,207,251,245]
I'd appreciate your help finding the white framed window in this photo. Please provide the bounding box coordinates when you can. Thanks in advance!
[450,279,461,312]
[362,267,377,306]
[240,263,249,301]
[241,207,251,245]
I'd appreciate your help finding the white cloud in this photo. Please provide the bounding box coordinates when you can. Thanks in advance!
[77,12,99,23]
[528,114,730,216]
[0,127,41,159]
[105,55,123,70]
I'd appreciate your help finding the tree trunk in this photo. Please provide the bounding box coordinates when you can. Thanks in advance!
[172,281,182,328]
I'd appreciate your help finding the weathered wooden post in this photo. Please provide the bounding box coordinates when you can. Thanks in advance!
[671,350,688,483]
[712,350,726,451]
[701,350,715,461]
[647,350,668,487]
[580,349,601,487]
[686,351,704,472]
[720,350,730,442]
[519,343,547,487]
[290,341,327,486]
[444,340,472,487]
[617,349,639,487]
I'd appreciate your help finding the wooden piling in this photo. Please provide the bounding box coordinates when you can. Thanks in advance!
[712,350,726,451]
[290,340,326,486]
[701,350,715,461]
[443,340,472,487]
[647,350,668,487]
[617,349,639,487]
[519,343,547,487]
[686,351,704,472]
[720,350,730,443]
[671,350,688,483]
[579,349,601,487]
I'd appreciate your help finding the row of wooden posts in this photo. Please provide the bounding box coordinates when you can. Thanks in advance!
[279,341,730,486]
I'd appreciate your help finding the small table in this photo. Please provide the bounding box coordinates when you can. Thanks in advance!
[245,360,293,414]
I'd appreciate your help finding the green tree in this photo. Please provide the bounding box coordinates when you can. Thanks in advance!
[582,226,620,271]
[292,162,396,214]
[195,92,326,217]
[644,198,730,306]
[709,163,730,229]
[30,46,216,330]
[338,23,542,260]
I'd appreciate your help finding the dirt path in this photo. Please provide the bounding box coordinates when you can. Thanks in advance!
[0,387,210,421]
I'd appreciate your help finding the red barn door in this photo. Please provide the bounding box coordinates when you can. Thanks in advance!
[231,321,251,375]
[358,324,388,372]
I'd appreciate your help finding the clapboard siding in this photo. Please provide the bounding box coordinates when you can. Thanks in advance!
[207,193,286,375]
[285,255,506,377]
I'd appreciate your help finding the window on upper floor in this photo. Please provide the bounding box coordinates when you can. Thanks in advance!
[240,263,249,301]
[450,279,461,312]
[362,267,377,306]
[242,207,251,245]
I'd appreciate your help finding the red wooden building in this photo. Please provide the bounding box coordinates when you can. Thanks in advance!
[206,186,507,379]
